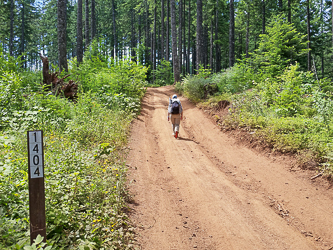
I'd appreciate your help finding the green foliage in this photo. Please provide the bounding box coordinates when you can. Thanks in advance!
[0,49,22,76]
[0,48,147,248]
[0,94,135,249]
[251,14,308,77]
[0,72,26,129]
[175,66,213,102]
[69,47,147,100]
[211,63,255,94]
[194,14,333,174]
[217,65,333,172]
[255,63,314,117]
[152,59,173,86]
[196,65,212,79]
[180,75,210,102]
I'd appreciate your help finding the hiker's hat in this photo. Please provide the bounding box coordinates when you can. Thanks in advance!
[172,94,177,99]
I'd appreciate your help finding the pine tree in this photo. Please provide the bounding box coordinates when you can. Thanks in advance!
[229,0,235,67]
[85,0,90,48]
[196,0,203,71]
[57,0,68,72]
[77,0,83,63]
[171,0,180,82]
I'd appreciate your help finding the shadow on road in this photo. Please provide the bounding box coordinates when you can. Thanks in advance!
[177,137,198,144]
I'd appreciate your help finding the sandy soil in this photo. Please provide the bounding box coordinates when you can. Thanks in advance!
[126,86,333,250]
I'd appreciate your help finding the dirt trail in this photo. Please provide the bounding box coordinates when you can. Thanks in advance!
[126,86,333,250]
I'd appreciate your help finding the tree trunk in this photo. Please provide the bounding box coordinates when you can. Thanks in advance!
[196,0,204,71]
[209,20,213,70]
[146,0,151,65]
[166,0,170,61]
[158,24,161,62]
[238,33,242,58]
[139,14,143,63]
[288,0,291,23]
[187,0,191,74]
[279,0,282,9]
[331,1,333,55]
[215,0,220,72]
[203,24,208,68]
[321,0,324,77]
[193,42,196,73]
[9,0,14,56]
[183,0,186,75]
[262,0,265,34]
[112,0,117,58]
[171,0,180,82]
[131,8,136,61]
[20,2,25,67]
[57,0,68,72]
[178,0,182,75]
[161,0,165,60]
[246,10,249,58]
[229,0,235,67]
[91,0,96,40]
[77,0,83,63]
[85,0,90,49]
[307,0,311,71]
[153,0,156,81]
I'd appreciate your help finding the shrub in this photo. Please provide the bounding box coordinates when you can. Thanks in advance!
[182,75,210,102]
[153,59,173,86]
[211,64,255,94]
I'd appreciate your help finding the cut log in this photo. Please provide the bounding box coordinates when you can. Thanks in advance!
[40,54,78,100]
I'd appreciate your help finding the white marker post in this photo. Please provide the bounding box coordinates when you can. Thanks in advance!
[27,130,46,244]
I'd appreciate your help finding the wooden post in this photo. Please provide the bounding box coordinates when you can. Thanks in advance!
[27,130,46,244]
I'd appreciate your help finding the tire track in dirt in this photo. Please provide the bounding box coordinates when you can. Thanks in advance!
[126,86,333,250]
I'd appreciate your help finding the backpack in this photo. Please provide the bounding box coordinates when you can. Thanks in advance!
[171,100,180,114]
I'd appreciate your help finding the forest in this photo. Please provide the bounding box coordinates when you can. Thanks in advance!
[2,0,332,78]
[1,0,333,248]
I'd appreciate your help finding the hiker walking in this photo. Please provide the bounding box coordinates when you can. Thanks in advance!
[168,94,183,138]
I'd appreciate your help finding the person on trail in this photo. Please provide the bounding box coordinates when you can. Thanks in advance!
[167,94,183,139]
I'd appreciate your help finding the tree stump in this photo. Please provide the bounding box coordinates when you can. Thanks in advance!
[40,54,78,101]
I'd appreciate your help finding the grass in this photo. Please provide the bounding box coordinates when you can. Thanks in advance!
[0,93,137,249]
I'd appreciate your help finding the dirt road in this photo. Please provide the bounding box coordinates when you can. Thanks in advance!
[126,86,333,250]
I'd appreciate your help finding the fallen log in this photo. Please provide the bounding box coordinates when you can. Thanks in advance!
[40,54,78,100]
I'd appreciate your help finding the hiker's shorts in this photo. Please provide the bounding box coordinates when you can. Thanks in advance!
[171,114,181,132]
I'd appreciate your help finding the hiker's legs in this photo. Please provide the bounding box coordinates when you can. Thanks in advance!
[174,119,180,132]
[171,114,181,134]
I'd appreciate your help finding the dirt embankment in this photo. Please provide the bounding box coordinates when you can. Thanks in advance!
[126,86,333,250]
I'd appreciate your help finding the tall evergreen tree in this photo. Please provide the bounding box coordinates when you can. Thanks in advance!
[9,0,14,56]
[166,0,170,61]
[57,0,68,72]
[91,0,96,39]
[262,0,265,34]
[229,0,235,67]
[307,0,311,71]
[112,0,117,58]
[187,0,191,73]
[20,0,25,67]
[161,0,165,60]
[288,0,291,23]
[215,0,220,71]
[179,0,182,73]
[153,0,156,81]
[77,0,83,63]
[85,0,90,48]
[171,0,180,82]
[196,0,203,70]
